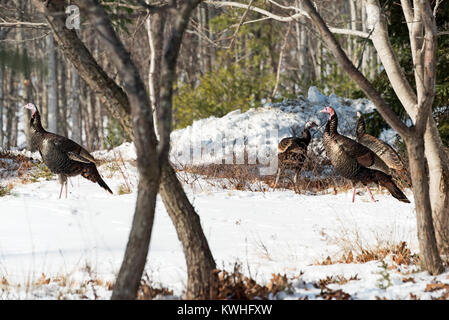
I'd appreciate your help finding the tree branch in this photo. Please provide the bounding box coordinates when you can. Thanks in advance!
[300,0,411,138]
[206,0,372,38]
[365,0,418,118]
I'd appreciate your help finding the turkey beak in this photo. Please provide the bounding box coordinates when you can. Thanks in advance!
[24,104,36,117]
[319,108,328,114]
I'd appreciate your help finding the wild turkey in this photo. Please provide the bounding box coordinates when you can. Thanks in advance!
[356,112,410,185]
[24,103,113,198]
[273,121,318,192]
[320,106,409,203]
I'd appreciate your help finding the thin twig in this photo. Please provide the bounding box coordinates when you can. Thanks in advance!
[228,0,254,50]
[272,22,292,98]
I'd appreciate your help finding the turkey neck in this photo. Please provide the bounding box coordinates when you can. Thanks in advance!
[301,128,311,145]
[29,111,47,149]
[30,111,46,134]
[356,116,366,139]
[325,113,338,137]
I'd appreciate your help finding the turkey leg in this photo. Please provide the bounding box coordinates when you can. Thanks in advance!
[366,186,376,202]
[293,169,300,193]
[58,174,68,199]
[273,167,283,190]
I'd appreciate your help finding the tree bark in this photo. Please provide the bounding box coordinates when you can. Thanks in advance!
[47,32,58,134]
[146,10,166,141]
[367,0,449,253]
[159,162,216,299]
[406,137,444,274]
[0,66,4,149]
[71,65,81,144]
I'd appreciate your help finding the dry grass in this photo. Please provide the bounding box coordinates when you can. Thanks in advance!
[317,241,419,268]
[103,149,134,194]
[137,272,174,300]
[210,263,293,300]
[175,149,358,195]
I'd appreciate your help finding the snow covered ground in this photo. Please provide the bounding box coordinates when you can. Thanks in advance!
[1,88,448,300]
[1,167,448,300]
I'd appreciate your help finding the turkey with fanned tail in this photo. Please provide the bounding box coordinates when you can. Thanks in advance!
[24,103,113,198]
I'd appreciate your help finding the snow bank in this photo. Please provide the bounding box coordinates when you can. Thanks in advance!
[169,86,379,168]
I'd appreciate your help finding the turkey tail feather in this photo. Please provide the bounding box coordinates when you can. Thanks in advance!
[378,175,410,203]
[81,163,113,194]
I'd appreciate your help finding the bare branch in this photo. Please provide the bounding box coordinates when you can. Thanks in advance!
[300,0,411,138]
[272,22,292,98]
[365,0,418,117]
[206,0,371,38]
[228,0,254,49]
[0,21,48,28]
[433,0,443,17]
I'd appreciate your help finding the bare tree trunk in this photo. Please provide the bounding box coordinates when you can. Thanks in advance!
[87,90,97,150]
[295,0,311,89]
[0,66,3,149]
[6,71,16,150]
[159,162,216,299]
[47,33,58,133]
[146,10,166,140]
[367,0,449,254]
[406,137,443,274]
[96,97,104,149]
[58,54,68,137]
[71,65,81,144]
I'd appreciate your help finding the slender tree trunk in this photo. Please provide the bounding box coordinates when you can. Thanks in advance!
[71,65,81,144]
[0,66,3,149]
[58,55,68,137]
[97,98,104,149]
[47,33,58,133]
[6,71,15,150]
[87,90,97,150]
[146,10,166,140]
[159,162,216,299]
[406,137,444,274]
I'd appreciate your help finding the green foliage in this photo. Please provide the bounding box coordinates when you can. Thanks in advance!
[438,122,449,148]
[314,61,362,99]
[105,117,129,148]
[173,1,280,129]
[376,260,392,290]
[174,62,276,129]
[102,0,134,34]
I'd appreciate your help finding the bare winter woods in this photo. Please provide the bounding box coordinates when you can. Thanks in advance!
[0,0,386,152]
